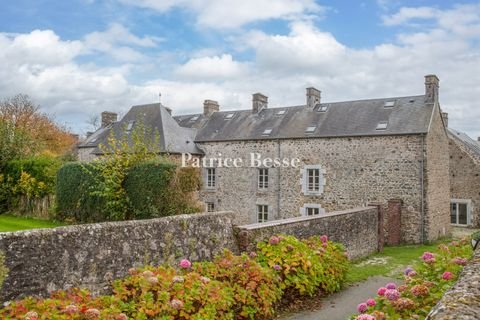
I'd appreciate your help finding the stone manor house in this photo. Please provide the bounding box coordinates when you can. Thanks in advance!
[78,75,480,244]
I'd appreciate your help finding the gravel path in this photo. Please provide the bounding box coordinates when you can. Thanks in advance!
[279,276,399,320]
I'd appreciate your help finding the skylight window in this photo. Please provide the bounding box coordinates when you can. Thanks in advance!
[126,121,135,132]
[262,129,273,136]
[376,121,388,130]
[189,115,199,122]
[305,126,317,133]
[276,110,286,115]
[384,101,395,108]
[317,105,328,112]
[224,113,235,119]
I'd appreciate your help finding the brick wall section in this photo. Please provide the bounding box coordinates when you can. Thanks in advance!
[234,206,380,260]
[425,105,451,241]
[426,247,480,319]
[0,212,237,302]
[199,135,425,243]
[449,138,480,227]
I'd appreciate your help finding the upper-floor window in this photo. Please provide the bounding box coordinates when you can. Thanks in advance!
[206,168,216,188]
[257,205,268,223]
[206,202,215,212]
[258,168,269,189]
[301,165,325,195]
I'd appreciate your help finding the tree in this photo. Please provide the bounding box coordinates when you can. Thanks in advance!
[0,94,77,164]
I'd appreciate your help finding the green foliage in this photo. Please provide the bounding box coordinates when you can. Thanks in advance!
[257,235,348,296]
[350,238,472,320]
[55,162,105,222]
[0,120,37,171]
[193,250,283,319]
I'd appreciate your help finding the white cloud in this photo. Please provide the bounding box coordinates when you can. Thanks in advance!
[174,54,248,81]
[118,0,323,29]
[382,7,438,26]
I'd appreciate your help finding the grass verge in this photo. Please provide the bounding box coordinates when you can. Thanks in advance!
[0,214,64,232]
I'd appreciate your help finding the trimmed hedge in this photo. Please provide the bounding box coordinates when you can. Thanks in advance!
[55,162,104,222]
[55,161,202,223]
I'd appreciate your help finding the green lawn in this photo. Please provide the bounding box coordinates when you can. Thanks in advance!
[0,214,65,232]
[346,242,446,284]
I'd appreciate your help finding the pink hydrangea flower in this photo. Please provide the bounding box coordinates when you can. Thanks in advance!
[128,268,138,275]
[377,287,387,296]
[355,314,375,320]
[452,257,468,266]
[320,235,328,243]
[179,259,192,269]
[273,264,282,271]
[147,276,158,284]
[422,252,435,263]
[404,267,414,276]
[170,299,184,310]
[249,252,258,258]
[322,242,328,248]
[269,236,281,245]
[385,289,400,301]
[408,271,417,277]
[366,299,376,307]
[200,276,211,284]
[85,308,101,319]
[142,270,154,278]
[116,314,128,320]
[173,276,184,283]
[386,282,396,290]
[357,303,368,313]
[442,271,453,280]
[64,305,79,314]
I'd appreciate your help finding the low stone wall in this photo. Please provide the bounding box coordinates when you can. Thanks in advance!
[426,247,480,319]
[0,212,237,302]
[235,206,380,260]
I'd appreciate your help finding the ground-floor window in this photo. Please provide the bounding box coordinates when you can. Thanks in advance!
[450,199,471,226]
[300,203,325,216]
[257,205,268,223]
[206,202,215,212]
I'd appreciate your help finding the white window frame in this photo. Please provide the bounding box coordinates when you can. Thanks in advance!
[450,199,472,226]
[257,204,269,223]
[300,203,325,216]
[258,168,269,190]
[206,202,215,212]
[301,165,326,195]
[205,168,216,189]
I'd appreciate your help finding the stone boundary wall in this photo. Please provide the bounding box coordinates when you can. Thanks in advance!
[235,206,380,260]
[0,212,237,302]
[426,247,480,319]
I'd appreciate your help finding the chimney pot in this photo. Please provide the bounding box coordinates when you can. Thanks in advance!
[203,100,219,116]
[425,74,439,104]
[306,87,321,109]
[101,111,118,128]
[441,112,448,128]
[252,93,268,114]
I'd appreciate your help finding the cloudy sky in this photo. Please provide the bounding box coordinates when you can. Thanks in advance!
[0,0,479,138]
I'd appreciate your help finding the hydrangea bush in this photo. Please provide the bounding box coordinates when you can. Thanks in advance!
[0,234,349,319]
[350,238,472,320]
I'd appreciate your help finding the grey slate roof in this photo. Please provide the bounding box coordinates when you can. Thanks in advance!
[448,128,480,159]
[182,95,433,142]
[79,103,202,155]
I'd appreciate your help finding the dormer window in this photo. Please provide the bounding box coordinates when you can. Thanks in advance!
[317,105,328,112]
[305,126,316,134]
[126,121,135,132]
[384,101,395,108]
[262,129,273,136]
[376,121,388,130]
[224,113,235,119]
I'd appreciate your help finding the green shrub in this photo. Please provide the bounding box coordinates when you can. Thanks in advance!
[55,162,105,222]
[193,250,283,319]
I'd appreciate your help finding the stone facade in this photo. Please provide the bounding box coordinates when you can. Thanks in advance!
[235,206,380,260]
[199,115,449,243]
[424,105,451,240]
[0,212,238,301]
[449,135,480,227]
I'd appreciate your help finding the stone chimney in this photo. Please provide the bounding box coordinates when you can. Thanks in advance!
[425,74,439,104]
[306,87,321,108]
[441,112,448,127]
[252,93,268,114]
[101,111,118,128]
[203,100,219,117]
